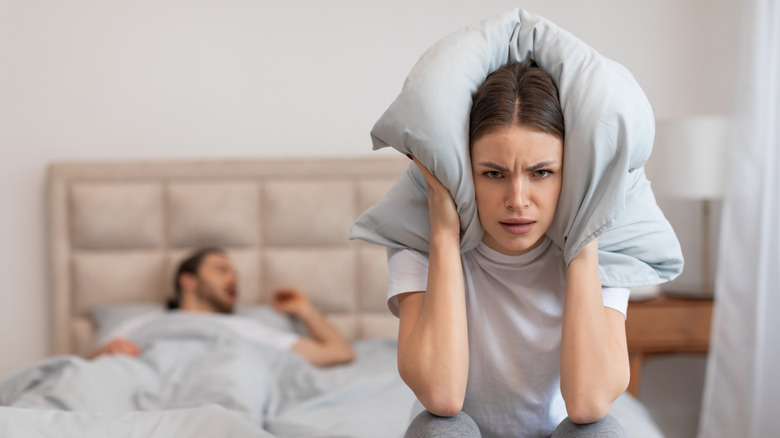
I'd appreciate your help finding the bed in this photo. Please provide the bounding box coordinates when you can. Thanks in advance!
[0,157,664,437]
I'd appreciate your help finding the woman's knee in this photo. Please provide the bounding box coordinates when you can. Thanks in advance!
[551,414,627,438]
[404,410,481,438]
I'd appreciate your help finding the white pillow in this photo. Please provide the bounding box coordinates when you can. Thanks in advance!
[91,303,305,347]
[91,302,165,346]
[350,9,682,287]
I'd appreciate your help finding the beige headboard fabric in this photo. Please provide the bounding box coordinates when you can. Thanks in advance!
[47,157,408,356]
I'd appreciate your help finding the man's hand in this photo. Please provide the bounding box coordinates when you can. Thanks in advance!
[272,288,314,319]
[86,338,141,360]
[273,288,355,366]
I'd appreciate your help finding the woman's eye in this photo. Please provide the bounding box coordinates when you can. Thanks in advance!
[534,169,552,178]
[483,170,502,179]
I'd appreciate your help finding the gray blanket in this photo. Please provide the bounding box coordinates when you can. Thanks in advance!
[0,315,415,437]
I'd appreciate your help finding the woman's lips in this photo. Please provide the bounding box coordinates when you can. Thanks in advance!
[499,220,535,234]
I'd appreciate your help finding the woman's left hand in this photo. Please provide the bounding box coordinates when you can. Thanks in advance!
[561,235,631,423]
[573,238,598,262]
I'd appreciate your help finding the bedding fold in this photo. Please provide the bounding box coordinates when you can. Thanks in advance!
[0,315,414,438]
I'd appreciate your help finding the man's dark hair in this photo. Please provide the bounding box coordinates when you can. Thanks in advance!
[168,247,225,310]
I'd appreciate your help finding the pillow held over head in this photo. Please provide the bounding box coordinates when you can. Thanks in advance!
[350,8,683,287]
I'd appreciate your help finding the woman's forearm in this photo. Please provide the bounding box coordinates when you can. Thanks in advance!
[398,156,470,416]
[397,233,469,417]
[559,240,630,423]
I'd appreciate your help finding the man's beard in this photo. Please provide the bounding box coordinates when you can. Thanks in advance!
[195,281,233,314]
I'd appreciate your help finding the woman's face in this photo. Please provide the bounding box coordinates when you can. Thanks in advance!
[471,125,563,256]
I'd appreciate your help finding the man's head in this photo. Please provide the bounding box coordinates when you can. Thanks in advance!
[169,247,238,314]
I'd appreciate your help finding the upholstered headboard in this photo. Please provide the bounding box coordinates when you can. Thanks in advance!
[47,157,408,356]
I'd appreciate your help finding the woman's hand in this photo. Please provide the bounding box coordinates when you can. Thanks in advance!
[394,155,469,416]
[409,155,460,241]
[560,237,630,423]
[572,237,599,263]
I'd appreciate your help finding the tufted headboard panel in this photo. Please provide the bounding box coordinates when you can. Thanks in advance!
[47,157,408,356]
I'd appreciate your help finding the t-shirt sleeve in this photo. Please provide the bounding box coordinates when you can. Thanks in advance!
[602,287,631,319]
[386,247,430,317]
[387,248,631,319]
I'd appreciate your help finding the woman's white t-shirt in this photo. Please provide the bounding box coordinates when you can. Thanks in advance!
[387,238,630,438]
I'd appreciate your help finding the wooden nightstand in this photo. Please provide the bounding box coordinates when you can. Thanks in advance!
[625,294,714,397]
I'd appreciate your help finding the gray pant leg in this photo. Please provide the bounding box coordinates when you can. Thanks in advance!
[404,411,482,438]
[551,414,628,438]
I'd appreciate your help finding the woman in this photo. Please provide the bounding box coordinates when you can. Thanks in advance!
[390,60,630,437]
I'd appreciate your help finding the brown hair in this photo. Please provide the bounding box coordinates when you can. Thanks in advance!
[168,247,225,310]
[469,59,564,146]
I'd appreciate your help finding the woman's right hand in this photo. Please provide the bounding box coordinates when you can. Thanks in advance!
[409,155,460,241]
[398,155,469,416]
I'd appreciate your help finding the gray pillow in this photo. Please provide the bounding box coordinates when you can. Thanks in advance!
[350,8,682,287]
[91,303,165,346]
[91,303,305,347]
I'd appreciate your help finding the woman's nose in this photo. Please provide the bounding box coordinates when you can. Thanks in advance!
[505,179,529,210]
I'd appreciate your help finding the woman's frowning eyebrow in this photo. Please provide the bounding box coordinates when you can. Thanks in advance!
[476,160,559,173]
[525,160,558,172]
[476,161,510,173]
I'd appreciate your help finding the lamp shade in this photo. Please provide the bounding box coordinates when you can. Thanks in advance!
[647,116,730,199]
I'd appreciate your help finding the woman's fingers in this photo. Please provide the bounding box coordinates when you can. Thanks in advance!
[407,154,460,236]
[409,155,447,192]
[573,237,599,262]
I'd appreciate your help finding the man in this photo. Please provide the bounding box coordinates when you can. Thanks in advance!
[87,247,355,366]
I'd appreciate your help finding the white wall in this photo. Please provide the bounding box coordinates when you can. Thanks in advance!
[0,0,738,377]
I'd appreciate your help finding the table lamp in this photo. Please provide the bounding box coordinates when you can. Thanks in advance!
[647,116,730,297]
